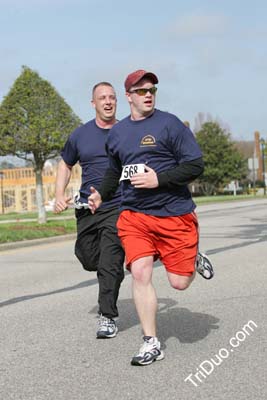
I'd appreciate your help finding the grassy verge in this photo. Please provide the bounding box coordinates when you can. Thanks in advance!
[193,194,261,204]
[0,219,76,243]
[0,208,75,221]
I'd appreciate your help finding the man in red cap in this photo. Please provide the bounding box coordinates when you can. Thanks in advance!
[88,69,213,365]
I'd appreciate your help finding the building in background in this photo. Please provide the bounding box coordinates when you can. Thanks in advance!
[0,162,81,214]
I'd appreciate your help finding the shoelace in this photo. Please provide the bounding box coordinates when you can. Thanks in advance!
[99,316,114,327]
[198,255,209,269]
[138,340,159,355]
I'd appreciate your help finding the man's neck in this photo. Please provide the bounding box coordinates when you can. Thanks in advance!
[95,117,116,129]
[130,109,154,121]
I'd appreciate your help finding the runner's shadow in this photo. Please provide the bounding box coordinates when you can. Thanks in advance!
[156,305,219,345]
[89,298,219,345]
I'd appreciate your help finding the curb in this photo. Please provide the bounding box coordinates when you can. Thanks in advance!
[0,234,76,251]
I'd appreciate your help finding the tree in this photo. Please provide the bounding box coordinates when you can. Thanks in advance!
[0,66,81,223]
[195,122,248,195]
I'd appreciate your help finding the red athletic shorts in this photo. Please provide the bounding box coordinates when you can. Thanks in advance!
[117,210,199,276]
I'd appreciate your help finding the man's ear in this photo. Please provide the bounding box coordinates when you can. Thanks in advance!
[126,92,132,104]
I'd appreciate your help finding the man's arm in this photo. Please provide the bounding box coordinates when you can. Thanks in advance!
[130,158,204,189]
[54,159,73,213]
[157,157,204,188]
[98,168,121,200]
[88,167,120,214]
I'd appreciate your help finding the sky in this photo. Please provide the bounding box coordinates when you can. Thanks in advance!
[0,0,266,142]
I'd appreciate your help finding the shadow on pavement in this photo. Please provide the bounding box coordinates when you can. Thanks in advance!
[89,298,219,345]
[0,278,97,308]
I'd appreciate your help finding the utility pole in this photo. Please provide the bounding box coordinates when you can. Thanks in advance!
[0,172,4,214]
[260,138,266,196]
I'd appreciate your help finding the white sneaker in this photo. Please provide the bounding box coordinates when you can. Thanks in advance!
[131,336,164,366]
[196,252,214,280]
[96,315,118,339]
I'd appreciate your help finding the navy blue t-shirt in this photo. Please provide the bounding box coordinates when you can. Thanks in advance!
[61,119,121,208]
[106,109,202,216]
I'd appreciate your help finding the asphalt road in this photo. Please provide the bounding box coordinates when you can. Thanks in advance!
[1,199,267,400]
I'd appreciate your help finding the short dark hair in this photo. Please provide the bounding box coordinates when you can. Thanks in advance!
[92,82,114,98]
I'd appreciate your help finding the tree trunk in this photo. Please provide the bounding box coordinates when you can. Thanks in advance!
[35,167,47,224]
[201,182,216,196]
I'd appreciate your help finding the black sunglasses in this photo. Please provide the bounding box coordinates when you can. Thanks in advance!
[129,87,157,96]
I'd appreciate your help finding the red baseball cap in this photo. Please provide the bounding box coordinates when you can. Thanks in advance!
[124,69,158,92]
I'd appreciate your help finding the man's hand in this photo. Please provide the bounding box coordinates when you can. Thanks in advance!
[54,195,72,213]
[88,186,102,214]
[130,165,159,189]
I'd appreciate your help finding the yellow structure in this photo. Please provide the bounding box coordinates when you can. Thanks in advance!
[0,163,81,214]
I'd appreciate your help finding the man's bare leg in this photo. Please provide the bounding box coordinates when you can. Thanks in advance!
[131,255,157,336]
[167,271,195,290]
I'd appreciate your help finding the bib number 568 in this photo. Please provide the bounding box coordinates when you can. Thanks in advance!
[120,164,145,181]
[123,165,138,179]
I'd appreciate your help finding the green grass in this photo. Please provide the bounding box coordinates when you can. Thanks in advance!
[193,193,262,204]
[0,208,75,221]
[0,219,76,243]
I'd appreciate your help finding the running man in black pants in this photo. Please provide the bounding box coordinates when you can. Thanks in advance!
[54,82,124,338]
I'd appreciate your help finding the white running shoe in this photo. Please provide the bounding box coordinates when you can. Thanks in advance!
[196,252,214,280]
[131,336,164,366]
[96,315,118,339]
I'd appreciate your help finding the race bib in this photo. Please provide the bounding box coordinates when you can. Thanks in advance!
[120,163,145,181]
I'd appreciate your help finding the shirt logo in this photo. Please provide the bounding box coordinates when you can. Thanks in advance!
[140,135,157,147]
